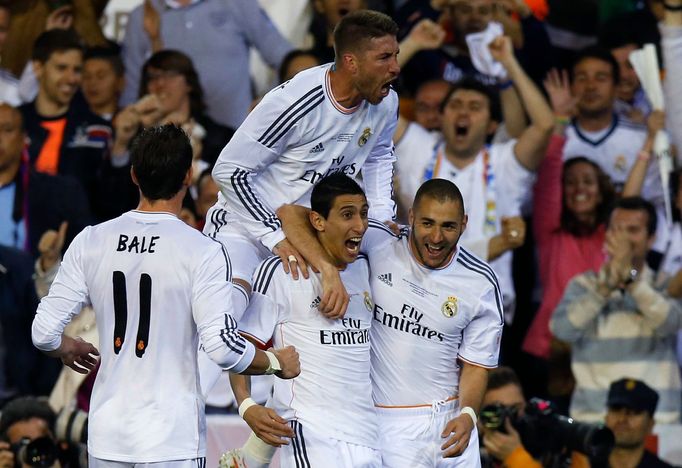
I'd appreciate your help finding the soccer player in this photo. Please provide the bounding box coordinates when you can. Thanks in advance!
[31,125,300,468]
[280,178,503,467]
[228,173,379,468]
[366,178,503,467]
[205,9,400,321]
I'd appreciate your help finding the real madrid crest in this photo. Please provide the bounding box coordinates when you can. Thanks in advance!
[614,155,627,173]
[358,127,372,147]
[364,291,373,312]
[441,296,458,318]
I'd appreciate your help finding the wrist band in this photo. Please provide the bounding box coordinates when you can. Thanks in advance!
[264,350,281,375]
[638,150,652,162]
[663,2,682,11]
[555,115,571,126]
[460,406,477,426]
[498,80,514,90]
[238,397,257,418]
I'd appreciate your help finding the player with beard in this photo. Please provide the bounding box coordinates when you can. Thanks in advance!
[276,178,503,467]
[364,178,503,467]
[204,9,399,325]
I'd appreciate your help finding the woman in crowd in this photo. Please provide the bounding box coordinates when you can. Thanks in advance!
[521,69,615,401]
[137,49,235,169]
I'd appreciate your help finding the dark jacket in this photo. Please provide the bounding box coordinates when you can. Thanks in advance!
[20,94,132,221]
[8,159,92,258]
[0,246,61,398]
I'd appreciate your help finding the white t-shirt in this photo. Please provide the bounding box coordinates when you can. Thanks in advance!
[211,64,398,251]
[399,137,534,308]
[394,123,439,212]
[0,69,21,106]
[362,220,503,406]
[563,116,661,199]
[32,211,255,462]
[240,255,378,448]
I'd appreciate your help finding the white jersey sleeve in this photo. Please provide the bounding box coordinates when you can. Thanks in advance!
[212,84,325,250]
[239,257,288,346]
[363,94,398,221]
[457,284,504,368]
[32,227,91,352]
[193,239,256,373]
[361,218,404,254]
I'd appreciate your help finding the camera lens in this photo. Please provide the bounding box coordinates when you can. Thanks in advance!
[18,437,58,468]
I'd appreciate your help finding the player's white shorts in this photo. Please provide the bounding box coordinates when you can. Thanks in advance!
[203,204,271,282]
[88,456,206,468]
[280,420,381,468]
[375,399,481,468]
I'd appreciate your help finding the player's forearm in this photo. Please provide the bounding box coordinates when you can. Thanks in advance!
[277,204,336,272]
[229,372,253,406]
[457,362,488,414]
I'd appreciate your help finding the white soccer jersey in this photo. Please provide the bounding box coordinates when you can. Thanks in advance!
[240,255,378,448]
[211,64,398,251]
[362,220,503,406]
[398,138,534,309]
[563,116,662,201]
[32,211,255,463]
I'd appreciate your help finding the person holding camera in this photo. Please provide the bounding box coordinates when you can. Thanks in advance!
[479,366,533,467]
[0,396,61,468]
[479,367,590,468]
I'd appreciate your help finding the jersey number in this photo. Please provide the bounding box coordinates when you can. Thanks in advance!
[112,271,152,358]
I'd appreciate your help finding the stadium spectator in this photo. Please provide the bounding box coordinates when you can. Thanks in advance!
[522,68,616,369]
[309,0,367,64]
[121,0,293,129]
[0,2,20,106]
[278,49,321,84]
[0,103,90,258]
[19,29,132,221]
[551,197,682,424]
[81,46,124,122]
[398,0,553,94]
[396,35,554,322]
[660,0,682,155]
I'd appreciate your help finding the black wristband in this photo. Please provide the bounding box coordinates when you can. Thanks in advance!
[663,2,682,11]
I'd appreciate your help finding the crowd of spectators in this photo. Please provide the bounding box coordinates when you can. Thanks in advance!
[1,0,682,466]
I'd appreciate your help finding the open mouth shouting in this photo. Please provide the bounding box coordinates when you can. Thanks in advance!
[454,120,470,141]
[345,236,362,257]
